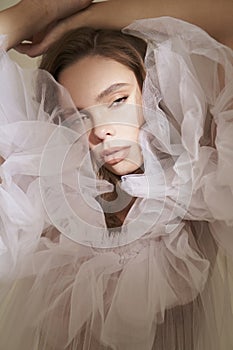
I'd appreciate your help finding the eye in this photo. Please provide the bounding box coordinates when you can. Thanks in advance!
[62,111,91,129]
[62,116,81,128]
[110,96,128,107]
[80,112,90,120]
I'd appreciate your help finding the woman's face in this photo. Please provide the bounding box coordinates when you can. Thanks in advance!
[59,55,144,175]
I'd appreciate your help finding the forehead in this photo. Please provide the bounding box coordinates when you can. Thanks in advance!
[58,55,138,109]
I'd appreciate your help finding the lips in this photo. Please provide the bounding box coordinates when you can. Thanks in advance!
[101,146,130,165]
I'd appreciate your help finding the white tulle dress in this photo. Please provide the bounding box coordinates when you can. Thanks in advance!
[0,17,233,350]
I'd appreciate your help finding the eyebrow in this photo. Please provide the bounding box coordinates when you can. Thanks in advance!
[76,83,130,110]
[96,83,130,102]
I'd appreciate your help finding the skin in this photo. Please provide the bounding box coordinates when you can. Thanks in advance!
[59,55,144,176]
[0,0,232,54]
[0,0,93,50]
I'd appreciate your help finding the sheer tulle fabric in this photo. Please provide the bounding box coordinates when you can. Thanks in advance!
[0,17,233,349]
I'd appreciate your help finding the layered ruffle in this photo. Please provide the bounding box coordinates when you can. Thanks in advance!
[0,17,233,349]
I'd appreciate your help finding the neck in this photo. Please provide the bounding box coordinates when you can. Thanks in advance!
[97,165,144,229]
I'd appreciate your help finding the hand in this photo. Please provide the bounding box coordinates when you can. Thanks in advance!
[14,0,129,57]
[0,0,93,51]
[15,2,96,57]
[14,15,84,57]
[14,21,66,57]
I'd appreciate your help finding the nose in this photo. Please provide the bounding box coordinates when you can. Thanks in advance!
[87,107,116,144]
[92,123,116,141]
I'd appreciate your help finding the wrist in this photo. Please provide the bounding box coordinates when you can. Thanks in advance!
[0,2,52,50]
[16,1,53,32]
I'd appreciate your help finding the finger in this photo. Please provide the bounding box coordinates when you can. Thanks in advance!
[24,23,68,56]
[14,42,48,57]
[14,15,77,57]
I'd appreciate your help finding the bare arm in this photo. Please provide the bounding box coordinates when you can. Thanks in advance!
[1,0,232,55]
[83,0,233,47]
[0,0,93,50]
[0,2,48,50]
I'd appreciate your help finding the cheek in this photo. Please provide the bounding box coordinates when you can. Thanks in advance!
[136,93,145,126]
[138,111,145,127]
[116,125,140,142]
[87,131,95,149]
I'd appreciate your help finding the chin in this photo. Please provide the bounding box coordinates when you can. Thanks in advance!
[106,159,143,176]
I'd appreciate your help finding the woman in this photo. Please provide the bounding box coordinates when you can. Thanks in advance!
[0,2,233,350]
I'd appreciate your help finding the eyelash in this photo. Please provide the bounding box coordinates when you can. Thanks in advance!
[80,111,91,121]
[110,96,128,107]
[77,96,129,122]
